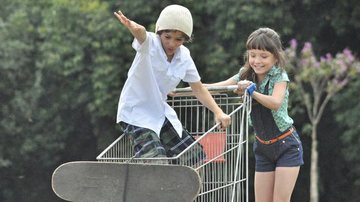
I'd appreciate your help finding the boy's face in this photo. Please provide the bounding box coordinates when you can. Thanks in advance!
[159,31,186,60]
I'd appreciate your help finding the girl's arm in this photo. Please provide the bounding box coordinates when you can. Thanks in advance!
[252,81,287,111]
[203,77,237,87]
[114,11,146,44]
[204,77,245,95]
[189,81,231,129]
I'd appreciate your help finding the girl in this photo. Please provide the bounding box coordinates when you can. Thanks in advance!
[208,27,304,202]
[114,5,231,163]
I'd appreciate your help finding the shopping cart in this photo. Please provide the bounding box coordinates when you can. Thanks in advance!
[97,86,252,202]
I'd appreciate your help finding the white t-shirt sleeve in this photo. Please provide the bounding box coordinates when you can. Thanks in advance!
[181,48,201,82]
[132,32,150,53]
[183,59,201,82]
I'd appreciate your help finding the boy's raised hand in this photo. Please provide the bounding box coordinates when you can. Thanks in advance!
[114,11,132,28]
[114,10,146,43]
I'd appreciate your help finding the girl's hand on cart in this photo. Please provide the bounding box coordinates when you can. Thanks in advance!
[235,80,252,95]
[215,112,231,129]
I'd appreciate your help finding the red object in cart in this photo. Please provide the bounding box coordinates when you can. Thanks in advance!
[195,132,226,163]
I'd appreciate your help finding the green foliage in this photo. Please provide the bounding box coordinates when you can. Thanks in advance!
[0,0,124,201]
[289,0,360,55]
[185,0,296,82]
[1,0,360,201]
[332,77,360,201]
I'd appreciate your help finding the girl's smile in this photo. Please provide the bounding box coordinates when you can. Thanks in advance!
[248,49,277,81]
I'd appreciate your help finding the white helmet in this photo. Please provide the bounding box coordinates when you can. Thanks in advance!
[155,4,193,38]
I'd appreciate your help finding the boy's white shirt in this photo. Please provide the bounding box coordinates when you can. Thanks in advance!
[116,32,200,137]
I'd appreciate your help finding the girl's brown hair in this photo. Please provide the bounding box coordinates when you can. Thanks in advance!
[240,28,286,82]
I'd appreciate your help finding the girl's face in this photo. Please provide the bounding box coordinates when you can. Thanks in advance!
[159,31,186,61]
[248,49,277,80]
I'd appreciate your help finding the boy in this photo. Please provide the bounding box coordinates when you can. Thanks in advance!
[114,5,231,162]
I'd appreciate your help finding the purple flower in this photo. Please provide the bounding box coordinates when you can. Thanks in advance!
[301,42,312,53]
[300,58,308,67]
[289,39,297,49]
[343,48,354,63]
[325,53,333,61]
[336,59,347,73]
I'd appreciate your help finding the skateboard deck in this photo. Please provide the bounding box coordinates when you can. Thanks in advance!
[52,161,201,202]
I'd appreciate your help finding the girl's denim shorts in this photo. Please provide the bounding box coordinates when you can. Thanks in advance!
[253,130,304,172]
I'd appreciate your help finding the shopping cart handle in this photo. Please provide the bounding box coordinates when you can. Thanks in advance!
[174,85,238,93]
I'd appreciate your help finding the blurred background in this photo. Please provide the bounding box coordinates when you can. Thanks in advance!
[1,0,359,201]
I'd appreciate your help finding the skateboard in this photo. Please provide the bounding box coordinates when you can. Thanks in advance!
[52,161,201,202]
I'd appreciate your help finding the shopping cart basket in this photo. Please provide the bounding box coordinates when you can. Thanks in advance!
[97,86,252,202]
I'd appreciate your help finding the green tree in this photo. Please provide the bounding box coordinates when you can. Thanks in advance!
[186,0,296,83]
[286,39,360,202]
[332,77,360,201]
[0,0,127,201]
